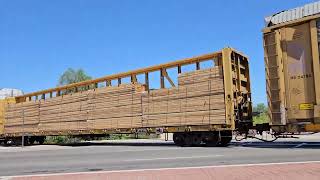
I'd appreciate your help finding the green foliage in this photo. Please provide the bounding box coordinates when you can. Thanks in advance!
[45,136,81,144]
[45,136,67,144]
[101,134,160,140]
[59,68,92,85]
[58,68,92,94]
[253,113,269,125]
[44,134,160,145]
[253,103,269,125]
[253,103,268,114]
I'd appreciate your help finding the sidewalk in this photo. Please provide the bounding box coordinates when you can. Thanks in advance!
[5,161,320,180]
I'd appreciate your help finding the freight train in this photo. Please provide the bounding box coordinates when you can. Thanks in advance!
[1,2,320,146]
[0,47,252,147]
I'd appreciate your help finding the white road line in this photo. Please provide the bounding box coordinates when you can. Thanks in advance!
[2,160,320,178]
[123,155,223,162]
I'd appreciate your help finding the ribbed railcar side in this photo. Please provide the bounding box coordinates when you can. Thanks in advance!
[263,8,320,133]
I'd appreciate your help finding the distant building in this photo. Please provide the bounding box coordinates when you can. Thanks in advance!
[0,88,23,99]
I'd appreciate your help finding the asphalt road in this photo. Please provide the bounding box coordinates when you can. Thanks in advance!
[1,136,320,177]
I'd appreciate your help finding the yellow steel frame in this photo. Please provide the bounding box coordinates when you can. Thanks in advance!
[16,52,221,102]
[310,20,320,120]
[5,47,251,137]
[222,48,252,130]
[16,48,249,103]
[3,124,235,137]
[222,48,234,128]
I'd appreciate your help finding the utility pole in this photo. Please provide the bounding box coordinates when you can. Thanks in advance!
[21,109,24,148]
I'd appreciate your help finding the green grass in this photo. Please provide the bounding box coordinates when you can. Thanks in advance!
[44,134,160,144]
[253,112,269,125]
[45,136,81,144]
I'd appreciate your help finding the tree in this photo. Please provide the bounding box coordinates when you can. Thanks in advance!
[58,68,92,94]
[59,68,92,85]
[253,103,269,124]
[253,103,268,114]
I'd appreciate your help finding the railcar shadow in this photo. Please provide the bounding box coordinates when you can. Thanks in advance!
[0,141,176,147]
[59,141,177,147]
[59,140,320,149]
[231,141,320,149]
[3,140,320,149]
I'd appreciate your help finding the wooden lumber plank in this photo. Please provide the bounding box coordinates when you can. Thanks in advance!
[4,67,227,134]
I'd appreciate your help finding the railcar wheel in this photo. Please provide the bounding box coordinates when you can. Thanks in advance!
[204,132,219,147]
[12,138,22,146]
[192,133,202,146]
[173,133,185,147]
[29,137,36,145]
[218,137,232,147]
[184,133,193,147]
[37,136,46,145]
[218,131,232,147]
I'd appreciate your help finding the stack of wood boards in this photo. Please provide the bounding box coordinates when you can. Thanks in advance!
[3,84,145,134]
[4,101,40,134]
[86,85,144,129]
[142,67,226,127]
[0,98,16,134]
[3,67,226,135]
[38,91,90,132]
[0,100,5,134]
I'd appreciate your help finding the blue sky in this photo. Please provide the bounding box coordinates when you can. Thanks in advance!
[0,0,317,104]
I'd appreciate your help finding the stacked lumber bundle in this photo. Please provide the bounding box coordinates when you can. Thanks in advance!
[0,98,16,134]
[142,67,226,127]
[3,84,145,134]
[38,91,91,132]
[0,101,4,134]
[178,67,226,125]
[4,101,40,133]
[3,67,226,135]
[86,84,145,129]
